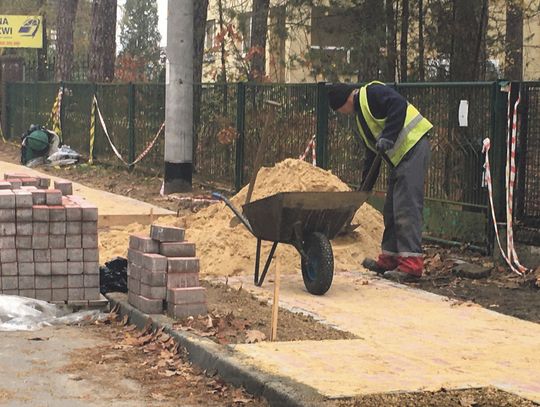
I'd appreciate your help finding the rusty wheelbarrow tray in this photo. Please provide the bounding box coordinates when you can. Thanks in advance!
[213,191,369,295]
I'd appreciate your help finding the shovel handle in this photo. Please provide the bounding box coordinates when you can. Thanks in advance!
[359,154,382,192]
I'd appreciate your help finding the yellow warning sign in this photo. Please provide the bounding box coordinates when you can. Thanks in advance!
[0,15,43,48]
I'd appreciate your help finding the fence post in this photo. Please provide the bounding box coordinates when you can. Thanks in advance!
[1,81,8,139]
[235,82,246,191]
[59,81,65,144]
[316,81,329,169]
[488,80,510,255]
[128,82,136,169]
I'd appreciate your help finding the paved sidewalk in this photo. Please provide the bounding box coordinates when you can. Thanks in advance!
[221,272,540,402]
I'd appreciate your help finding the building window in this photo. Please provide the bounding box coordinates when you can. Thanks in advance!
[205,19,216,50]
[238,12,252,56]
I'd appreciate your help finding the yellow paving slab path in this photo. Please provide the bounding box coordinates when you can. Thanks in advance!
[1,161,173,226]
[225,272,540,402]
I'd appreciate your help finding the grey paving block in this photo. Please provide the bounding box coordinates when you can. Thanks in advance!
[167,257,200,274]
[15,236,32,249]
[67,261,84,275]
[49,222,66,235]
[150,224,185,242]
[0,222,15,236]
[66,234,82,248]
[35,262,52,276]
[31,190,46,205]
[67,248,83,262]
[159,242,196,257]
[16,208,32,222]
[0,190,15,208]
[32,205,49,221]
[82,233,98,248]
[32,235,49,249]
[13,190,32,208]
[16,222,32,236]
[0,249,17,263]
[45,190,63,205]
[50,248,68,262]
[18,262,35,276]
[82,221,98,234]
[34,249,51,262]
[49,235,66,248]
[83,248,99,262]
[51,262,68,275]
[48,205,66,221]
[0,208,15,222]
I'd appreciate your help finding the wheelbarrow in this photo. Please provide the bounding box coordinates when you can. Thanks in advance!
[212,191,369,295]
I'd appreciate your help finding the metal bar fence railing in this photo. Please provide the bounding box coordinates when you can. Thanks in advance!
[516,82,540,231]
[5,80,536,247]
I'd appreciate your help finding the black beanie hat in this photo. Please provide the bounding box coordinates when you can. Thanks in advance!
[327,83,356,110]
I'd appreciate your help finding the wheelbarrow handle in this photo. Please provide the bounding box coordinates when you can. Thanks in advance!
[211,192,254,235]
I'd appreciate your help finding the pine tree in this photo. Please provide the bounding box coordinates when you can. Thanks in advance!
[118,0,162,81]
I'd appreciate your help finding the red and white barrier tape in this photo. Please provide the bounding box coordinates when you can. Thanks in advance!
[93,95,164,167]
[299,135,316,165]
[482,83,529,275]
[506,87,528,274]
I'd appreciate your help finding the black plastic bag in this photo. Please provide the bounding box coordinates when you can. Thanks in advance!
[99,257,128,294]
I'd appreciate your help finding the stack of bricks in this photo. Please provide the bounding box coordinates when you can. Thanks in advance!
[0,172,100,303]
[127,224,207,318]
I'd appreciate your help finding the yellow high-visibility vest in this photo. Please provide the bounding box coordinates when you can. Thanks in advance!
[354,81,433,166]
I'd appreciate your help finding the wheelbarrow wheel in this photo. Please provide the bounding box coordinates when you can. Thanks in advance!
[301,232,334,295]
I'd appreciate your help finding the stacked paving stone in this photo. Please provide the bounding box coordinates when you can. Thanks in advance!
[0,173,100,303]
[127,224,207,318]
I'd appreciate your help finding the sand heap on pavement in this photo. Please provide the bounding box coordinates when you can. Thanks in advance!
[99,159,384,276]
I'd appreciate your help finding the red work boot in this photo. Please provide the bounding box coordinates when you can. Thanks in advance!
[362,254,398,275]
[382,256,423,283]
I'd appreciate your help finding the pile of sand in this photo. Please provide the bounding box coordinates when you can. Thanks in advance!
[99,159,384,276]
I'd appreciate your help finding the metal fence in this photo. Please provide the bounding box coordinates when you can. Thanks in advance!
[2,80,537,248]
[515,82,540,244]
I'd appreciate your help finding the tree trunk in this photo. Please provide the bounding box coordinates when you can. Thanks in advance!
[250,0,270,81]
[217,0,227,82]
[450,0,480,81]
[505,0,523,80]
[37,16,48,81]
[88,0,117,82]
[55,0,79,81]
[385,0,397,81]
[418,0,425,81]
[400,0,409,82]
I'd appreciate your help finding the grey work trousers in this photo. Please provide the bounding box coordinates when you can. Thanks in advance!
[381,136,431,257]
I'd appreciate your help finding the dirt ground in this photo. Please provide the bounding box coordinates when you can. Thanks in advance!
[1,141,539,406]
[65,311,268,406]
[183,280,357,344]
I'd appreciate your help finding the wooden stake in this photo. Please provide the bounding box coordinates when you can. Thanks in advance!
[150,207,154,224]
[270,257,280,341]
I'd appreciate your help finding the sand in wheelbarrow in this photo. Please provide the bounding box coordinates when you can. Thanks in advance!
[99,159,383,276]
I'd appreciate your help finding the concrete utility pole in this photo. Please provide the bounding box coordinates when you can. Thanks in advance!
[164,0,194,193]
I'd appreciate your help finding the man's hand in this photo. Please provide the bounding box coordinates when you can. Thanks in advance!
[375,138,394,153]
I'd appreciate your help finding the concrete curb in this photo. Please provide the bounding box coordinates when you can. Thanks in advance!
[106,292,327,407]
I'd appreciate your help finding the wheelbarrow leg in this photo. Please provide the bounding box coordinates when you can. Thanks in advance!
[254,239,279,287]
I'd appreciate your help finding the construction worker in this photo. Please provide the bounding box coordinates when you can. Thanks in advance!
[328,82,433,282]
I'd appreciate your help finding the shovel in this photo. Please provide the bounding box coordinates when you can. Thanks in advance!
[340,154,382,233]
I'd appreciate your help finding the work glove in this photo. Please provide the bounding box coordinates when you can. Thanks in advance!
[375,138,394,153]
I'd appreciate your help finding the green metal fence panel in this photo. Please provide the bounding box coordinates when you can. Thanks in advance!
[92,84,130,165]
[241,83,318,184]
[133,83,165,174]
[62,82,95,156]
[5,82,58,140]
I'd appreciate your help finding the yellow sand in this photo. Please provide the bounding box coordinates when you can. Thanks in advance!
[99,159,383,276]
